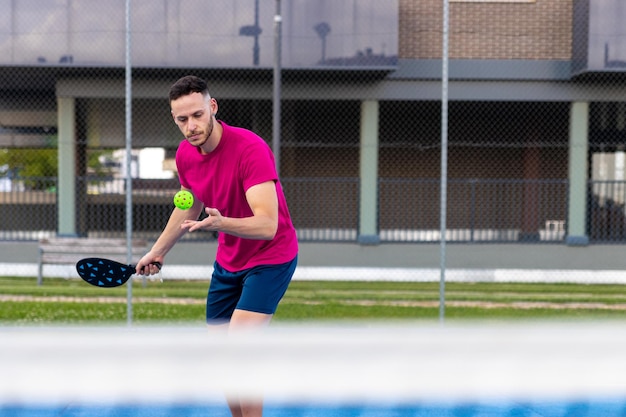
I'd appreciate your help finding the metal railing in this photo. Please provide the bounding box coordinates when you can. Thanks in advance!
[589,180,626,242]
[2,176,625,243]
[379,178,568,243]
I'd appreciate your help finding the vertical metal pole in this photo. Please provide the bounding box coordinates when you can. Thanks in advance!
[253,0,260,66]
[125,0,133,326]
[439,0,449,324]
[273,0,282,176]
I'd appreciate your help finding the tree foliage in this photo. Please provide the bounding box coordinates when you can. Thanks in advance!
[0,148,58,190]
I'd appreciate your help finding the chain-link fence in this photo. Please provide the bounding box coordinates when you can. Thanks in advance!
[1,0,626,250]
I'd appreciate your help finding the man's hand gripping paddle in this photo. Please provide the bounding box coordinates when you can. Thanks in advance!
[76,257,162,288]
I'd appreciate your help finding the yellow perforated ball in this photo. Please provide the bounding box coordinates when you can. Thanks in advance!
[173,190,194,210]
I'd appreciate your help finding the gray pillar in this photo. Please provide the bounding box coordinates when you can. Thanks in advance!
[358,100,380,245]
[57,96,77,236]
[566,101,589,246]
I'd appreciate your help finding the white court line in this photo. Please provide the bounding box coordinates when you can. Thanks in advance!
[4,262,626,284]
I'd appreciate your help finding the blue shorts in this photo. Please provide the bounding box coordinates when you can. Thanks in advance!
[206,256,297,323]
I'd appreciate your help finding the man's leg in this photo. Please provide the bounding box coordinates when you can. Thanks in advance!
[214,258,296,417]
[230,309,273,329]
[226,309,273,417]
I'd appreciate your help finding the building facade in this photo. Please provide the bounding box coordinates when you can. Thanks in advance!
[0,0,625,250]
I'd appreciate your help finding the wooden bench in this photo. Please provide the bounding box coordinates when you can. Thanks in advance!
[37,238,148,285]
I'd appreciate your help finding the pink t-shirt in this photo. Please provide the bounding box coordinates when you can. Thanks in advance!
[176,121,298,271]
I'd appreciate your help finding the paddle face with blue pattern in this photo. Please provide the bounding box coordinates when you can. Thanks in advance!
[75,257,161,288]
[76,258,136,287]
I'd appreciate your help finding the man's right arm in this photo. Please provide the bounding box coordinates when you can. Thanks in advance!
[135,192,203,275]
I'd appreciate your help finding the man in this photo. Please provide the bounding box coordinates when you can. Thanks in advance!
[136,75,298,417]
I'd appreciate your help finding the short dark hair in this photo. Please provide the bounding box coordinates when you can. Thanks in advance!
[169,75,210,102]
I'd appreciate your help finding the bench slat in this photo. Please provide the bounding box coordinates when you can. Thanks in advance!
[40,238,147,247]
[40,245,145,254]
[42,254,135,264]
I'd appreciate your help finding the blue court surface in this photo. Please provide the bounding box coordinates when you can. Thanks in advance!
[4,400,626,417]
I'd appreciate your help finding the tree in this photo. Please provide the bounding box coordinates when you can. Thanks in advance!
[0,147,58,190]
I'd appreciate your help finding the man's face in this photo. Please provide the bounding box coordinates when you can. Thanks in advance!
[171,92,217,148]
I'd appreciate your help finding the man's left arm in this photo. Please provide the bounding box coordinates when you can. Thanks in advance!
[181,181,278,240]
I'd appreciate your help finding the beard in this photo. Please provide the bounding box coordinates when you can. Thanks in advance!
[188,116,214,148]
